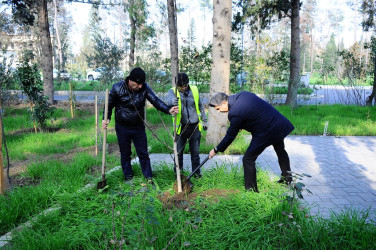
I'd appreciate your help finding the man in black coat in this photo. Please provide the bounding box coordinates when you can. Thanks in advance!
[208,92,294,192]
[102,67,179,183]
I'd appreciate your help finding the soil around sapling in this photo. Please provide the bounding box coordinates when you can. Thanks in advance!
[158,189,240,210]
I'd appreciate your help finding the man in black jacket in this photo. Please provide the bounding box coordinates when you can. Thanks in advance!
[102,67,178,183]
[208,92,294,192]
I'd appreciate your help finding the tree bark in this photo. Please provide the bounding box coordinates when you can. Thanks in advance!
[37,0,54,104]
[206,0,231,146]
[129,2,136,68]
[366,56,376,106]
[310,28,314,74]
[53,0,63,70]
[167,0,179,86]
[285,0,301,106]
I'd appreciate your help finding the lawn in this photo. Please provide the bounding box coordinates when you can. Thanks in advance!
[0,103,375,248]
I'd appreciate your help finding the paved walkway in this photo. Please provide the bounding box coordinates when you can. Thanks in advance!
[147,136,376,219]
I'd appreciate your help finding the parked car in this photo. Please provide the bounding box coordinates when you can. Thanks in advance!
[53,69,71,81]
[87,67,124,81]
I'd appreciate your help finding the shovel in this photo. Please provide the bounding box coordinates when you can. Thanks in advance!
[97,89,109,190]
[173,155,210,193]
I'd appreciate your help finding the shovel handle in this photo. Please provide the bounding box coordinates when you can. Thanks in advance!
[101,89,109,178]
[186,155,210,181]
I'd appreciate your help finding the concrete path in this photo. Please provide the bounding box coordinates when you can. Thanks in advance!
[147,136,376,219]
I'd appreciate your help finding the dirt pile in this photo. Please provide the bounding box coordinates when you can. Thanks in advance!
[158,189,239,210]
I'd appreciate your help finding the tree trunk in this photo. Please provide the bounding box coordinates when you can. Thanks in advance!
[206,0,231,146]
[366,56,376,106]
[129,12,136,68]
[285,0,301,106]
[167,0,179,86]
[310,28,314,74]
[256,14,260,57]
[53,0,63,71]
[37,0,54,104]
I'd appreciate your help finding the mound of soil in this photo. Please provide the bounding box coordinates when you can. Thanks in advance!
[158,189,239,210]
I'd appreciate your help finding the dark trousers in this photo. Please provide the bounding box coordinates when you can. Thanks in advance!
[242,139,291,191]
[176,123,201,174]
[115,123,152,179]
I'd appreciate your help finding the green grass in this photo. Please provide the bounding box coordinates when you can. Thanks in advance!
[309,73,374,86]
[5,163,375,249]
[0,104,375,248]
[278,105,376,136]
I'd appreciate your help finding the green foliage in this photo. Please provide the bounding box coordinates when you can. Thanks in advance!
[179,43,212,85]
[16,50,54,130]
[266,49,290,82]
[337,44,367,84]
[85,35,124,87]
[135,51,171,91]
[0,50,17,95]
[322,33,338,78]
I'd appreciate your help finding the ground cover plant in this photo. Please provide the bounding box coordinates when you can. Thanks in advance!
[0,104,375,248]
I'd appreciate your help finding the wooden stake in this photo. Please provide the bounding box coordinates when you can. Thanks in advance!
[95,95,98,156]
[69,82,74,118]
[30,104,37,133]
[0,113,3,195]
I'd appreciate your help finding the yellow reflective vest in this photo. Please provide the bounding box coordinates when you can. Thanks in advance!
[171,85,203,134]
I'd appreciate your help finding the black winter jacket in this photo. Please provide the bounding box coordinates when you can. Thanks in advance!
[106,80,171,129]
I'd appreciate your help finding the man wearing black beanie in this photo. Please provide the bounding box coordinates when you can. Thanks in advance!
[102,67,179,184]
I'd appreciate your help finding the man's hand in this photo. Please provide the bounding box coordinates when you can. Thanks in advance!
[209,148,216,159]
[203,122,208,131]
[102,119,110,130]
[169,106,179,115]
[172,97,179,106]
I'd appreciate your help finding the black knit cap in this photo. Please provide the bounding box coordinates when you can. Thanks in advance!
[128,67,146,84]
[177,73,189,87]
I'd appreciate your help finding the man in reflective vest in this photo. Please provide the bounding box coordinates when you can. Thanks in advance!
[167,73,208,177]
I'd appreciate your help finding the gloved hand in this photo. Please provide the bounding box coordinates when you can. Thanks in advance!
[203,122,208,131]
[172,97,179,106]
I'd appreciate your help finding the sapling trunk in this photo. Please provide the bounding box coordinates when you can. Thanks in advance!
[30,104,37,133]
[173,87,182,193]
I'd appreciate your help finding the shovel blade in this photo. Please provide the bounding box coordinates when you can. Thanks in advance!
[97,179,107,190]
[173,175,193,194]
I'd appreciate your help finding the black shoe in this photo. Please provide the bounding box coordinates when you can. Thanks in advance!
[124,175,133,182]
[277,176,292,185]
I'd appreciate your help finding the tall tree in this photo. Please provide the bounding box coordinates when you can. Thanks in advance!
[167,0,179,85]
[199,0,212,46]
[322,33,337,81]
[300,0,317,74]
[124,0,153,68]
[233,0,302,106]
[206,0,231,145]
[361,0,376,105]
[52,0,63,71]
[285,0,301,106]
[50,0,71,72]
[7,0,54,104]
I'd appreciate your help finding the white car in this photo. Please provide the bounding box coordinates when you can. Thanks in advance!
[53,69,71,81]
[87,67,124,81]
